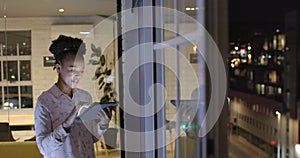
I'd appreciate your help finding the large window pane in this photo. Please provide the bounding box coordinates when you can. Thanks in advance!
[21,86,33,108]
[20,61,31,81]
[3,61,18,82]
[4,86,19,109]
[0,31,31,56]
[17,31,31,55]
[0,31,33,110]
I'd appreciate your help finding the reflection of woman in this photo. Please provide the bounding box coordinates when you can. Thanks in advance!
[34,35,110,158]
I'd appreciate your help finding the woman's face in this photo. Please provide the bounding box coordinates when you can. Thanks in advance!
[57,54,85,89]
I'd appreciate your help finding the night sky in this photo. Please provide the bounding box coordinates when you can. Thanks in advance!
[229,0,300,42]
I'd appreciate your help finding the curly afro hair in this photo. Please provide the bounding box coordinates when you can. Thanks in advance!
[49,35,86,68]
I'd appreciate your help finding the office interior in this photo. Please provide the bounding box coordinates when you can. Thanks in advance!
[0,0,229,158]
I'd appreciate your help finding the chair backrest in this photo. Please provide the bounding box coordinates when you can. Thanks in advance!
[0,122,15,141]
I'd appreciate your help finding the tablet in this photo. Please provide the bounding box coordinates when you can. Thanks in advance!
[78,102,118,120]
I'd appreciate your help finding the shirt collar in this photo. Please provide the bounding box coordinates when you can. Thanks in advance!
[49,84,78,99]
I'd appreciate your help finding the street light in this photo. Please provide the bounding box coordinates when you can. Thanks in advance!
[275,111,281,158]
[295,144,300,158]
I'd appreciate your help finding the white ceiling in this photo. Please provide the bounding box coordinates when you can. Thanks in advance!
[0,0,116,17]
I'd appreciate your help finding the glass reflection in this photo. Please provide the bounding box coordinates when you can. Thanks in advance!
[20,60,31,81]
[21,86,33,108]
[4,86,18,109]
[3,61,18,82]
[0,31,31,56]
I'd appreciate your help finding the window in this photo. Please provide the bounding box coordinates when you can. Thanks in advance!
[0,31,31,56]
[3,61,18,82]
[0,31,32,109]
[268,71,277,83]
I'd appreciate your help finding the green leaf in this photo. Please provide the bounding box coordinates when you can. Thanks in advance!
[91,43,97,52]
[109,92,114,98]
[92,75,97,80]
[91,52,97,58]
[100,55,106,66]
[99,82,105,90]
[93,72,101,80]
[104,85,111,94]
[88,59,99,65]
[95,47,102,57]
[106,69,112,75]
[95,67,102,75]
[98,77,104,85]
[100,95,109,103]
[91,44,102,57]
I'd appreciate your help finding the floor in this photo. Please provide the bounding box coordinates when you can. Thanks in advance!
[12,129,270,158]
[94,144,175,158]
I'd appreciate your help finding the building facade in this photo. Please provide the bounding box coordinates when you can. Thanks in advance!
[229,15,299,157]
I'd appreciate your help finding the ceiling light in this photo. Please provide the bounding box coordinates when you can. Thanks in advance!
[185,7,191,11]
[58,8,65,13]
[79,31,90,35]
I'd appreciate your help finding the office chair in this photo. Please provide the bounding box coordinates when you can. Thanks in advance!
[0,122,15,141]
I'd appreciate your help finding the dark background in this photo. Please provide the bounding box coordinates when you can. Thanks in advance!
[229,0,300,42]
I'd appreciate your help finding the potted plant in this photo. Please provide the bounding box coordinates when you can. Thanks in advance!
[89,43,118,149]
[89,43,116,103]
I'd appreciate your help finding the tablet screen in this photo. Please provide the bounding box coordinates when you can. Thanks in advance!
[78,102,118,120]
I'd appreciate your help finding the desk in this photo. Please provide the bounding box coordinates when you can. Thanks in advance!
[0,141,42,158]
[10,124,34,131]
[0,114,34,127]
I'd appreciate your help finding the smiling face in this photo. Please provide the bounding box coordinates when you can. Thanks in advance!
[56,54,85,90]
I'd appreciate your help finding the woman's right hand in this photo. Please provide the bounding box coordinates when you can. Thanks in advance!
[62,106,79,133]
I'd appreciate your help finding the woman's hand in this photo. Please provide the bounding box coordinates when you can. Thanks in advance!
[102,107,112,119]
[97,108,111,130]
[62,105,81,132]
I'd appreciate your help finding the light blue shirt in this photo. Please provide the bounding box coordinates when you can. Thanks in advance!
[34,84,100,158]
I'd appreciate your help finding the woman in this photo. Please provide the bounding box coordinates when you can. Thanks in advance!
[34,35,110,158]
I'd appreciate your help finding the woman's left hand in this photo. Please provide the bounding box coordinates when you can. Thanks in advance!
[97,109,111,130]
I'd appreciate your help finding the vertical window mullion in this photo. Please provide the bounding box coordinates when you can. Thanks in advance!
[16,43,19,56]
[0,60,4,108]
[17,60,21,109]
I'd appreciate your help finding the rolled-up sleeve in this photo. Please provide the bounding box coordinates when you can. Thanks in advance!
[34,100,69,156]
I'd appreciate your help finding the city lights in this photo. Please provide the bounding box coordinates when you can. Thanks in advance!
[247,46,251,50]
[295,144,300,157]
[185,7,198,11]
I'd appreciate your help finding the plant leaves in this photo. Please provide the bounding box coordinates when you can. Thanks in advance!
[98,77,104,85]
[95,47,102,57]
[100,95,109,103]
[109,92,114,98]
[95,67,102,75]
[99,82,105,90]
[91,43,102,57]
[91,52,97,58]
[106,69,112,75]
[100,55,106,66]
[104,85,111,94]
[93,74,100,80]
[92,44,118,105]
[91,43,97,53]
[88,59,99,65]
